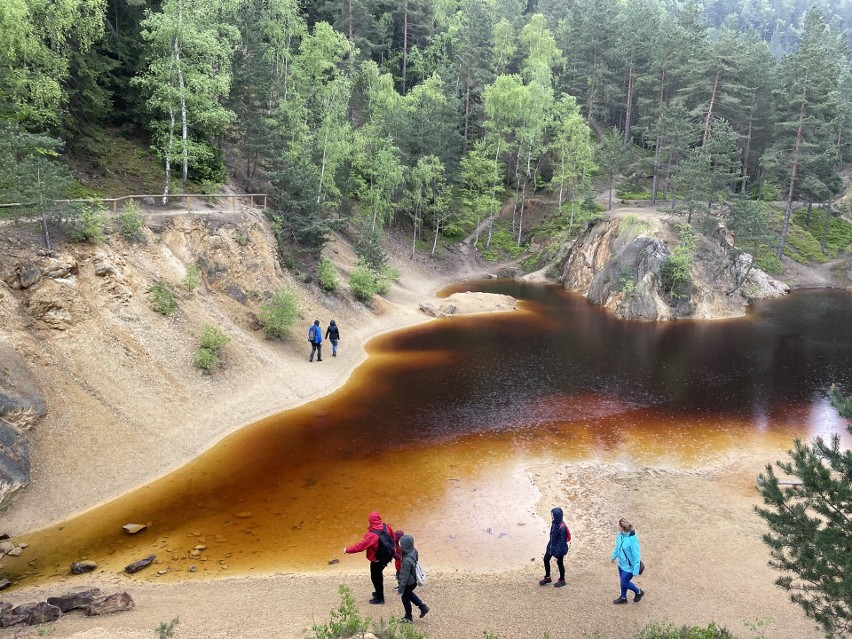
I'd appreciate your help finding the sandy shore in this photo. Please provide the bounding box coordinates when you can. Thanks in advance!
[0,230,830,639]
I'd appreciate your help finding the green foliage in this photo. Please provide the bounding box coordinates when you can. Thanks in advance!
[349,263,381,302]
[781,221,829,264]
[200,325,230,352]
[182,263,201,292]
[793,207,852,258]
[755,415,852,637]
[117,201,145,239]
[659,224,696,299]
[258,289,300,339]
[617,189,653,200]
[149,281,178,316]
[70,204,108,244]
[480,224,526,262]
[829,385,852,418]
[154,617,180,639]
[636,621,737,639]
[521,253,541,273]
[309,585,369,639]
[193,347,220,373]
[317,257,340,293]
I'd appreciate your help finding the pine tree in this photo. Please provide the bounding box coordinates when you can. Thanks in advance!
[755,406,852,637]
[767,7,846,261]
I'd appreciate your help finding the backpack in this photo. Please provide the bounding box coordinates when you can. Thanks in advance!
[415,561,426,586]
[372,525,395,563]
[308,325,317,343]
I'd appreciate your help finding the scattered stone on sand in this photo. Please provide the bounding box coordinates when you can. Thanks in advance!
[85,592,135,616]
[124,554,156,574]
[187,565,197,572]
[0,579,10,591]
[5,547,22,557]
[47,588,101,612]
[0,541,14,554]
[234,512,253,518]
[122,523,147,534]
[328,558,339,565]
[70,560,98,574]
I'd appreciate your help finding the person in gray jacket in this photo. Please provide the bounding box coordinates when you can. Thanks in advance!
[397,534,430,623]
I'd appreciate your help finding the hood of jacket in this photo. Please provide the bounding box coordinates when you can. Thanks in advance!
[330,320,336,326]
[399,534,415,553]
[551,507,564,525]
[368,511,383,530]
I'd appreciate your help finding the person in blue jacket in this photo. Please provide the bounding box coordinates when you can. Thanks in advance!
[539,507,571,587]
[610,517,644,604]
[308,319,323,362]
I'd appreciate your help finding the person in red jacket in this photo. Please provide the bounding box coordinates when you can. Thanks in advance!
[343,511,396,604]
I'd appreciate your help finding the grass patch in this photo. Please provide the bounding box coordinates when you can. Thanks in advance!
[149,281,178,316]
[480,223,526,262]
[792,207,852,258]
[617,189,653,200]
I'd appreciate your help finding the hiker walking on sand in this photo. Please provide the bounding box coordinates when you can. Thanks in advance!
[325,320,340,357]
[539,507,570,588]
[397,534,429,623]
[611,517,644,604]
[343,511,397,604]
[308,319,323,362]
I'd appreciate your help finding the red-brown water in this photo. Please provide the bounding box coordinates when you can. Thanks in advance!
[3,284,851,585]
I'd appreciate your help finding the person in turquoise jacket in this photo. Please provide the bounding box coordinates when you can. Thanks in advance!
[610,517,644,604]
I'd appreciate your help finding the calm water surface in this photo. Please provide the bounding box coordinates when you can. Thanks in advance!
[5,284,851,585]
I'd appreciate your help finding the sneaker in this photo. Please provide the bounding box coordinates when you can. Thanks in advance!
[332,353,337,357]
[368,598,385,605]
[613,597,628,604]
[554,579,566,588]
[634,589,645,603]
[401,617,413,624]
[538,577,552,586]
[318,358,322,362]
[419,604,430,618]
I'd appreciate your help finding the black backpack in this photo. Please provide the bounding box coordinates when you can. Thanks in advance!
[372,524,395,563]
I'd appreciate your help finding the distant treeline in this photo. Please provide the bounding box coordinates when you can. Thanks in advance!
[1,0,850,266]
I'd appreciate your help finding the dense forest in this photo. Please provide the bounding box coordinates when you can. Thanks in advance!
[1,0,851,273]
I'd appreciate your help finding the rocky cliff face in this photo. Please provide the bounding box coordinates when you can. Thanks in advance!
[0,210,325,517]
[561,216,789,320]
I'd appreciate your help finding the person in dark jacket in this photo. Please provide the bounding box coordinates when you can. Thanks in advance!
[325,320,340,357]
[308,319,323,362]
[343,511,396,604]
[397,534,429,622]
[539,507,571,587]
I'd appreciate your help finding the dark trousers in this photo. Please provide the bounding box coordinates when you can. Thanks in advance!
[543,553,565,580]
[401,583,425,619]
[370,560,389,599]
[310,342,322,361]
[618,566,641,598]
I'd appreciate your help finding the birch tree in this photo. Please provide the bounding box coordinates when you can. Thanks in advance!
[135,0,238,201]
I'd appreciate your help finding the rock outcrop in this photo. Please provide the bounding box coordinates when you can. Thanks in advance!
[561,216,789,320]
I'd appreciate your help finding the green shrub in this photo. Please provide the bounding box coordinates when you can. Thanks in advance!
[349,263,380,302]
[200,325,229,352]
[182,263,201,292]
[309,585,369,639]
[71,203,107,244]
[117,200,144,239]
[193,347,220,373]
[154,617,180,639]
[149,281,177,316]
[258,289,299,339]
[234,230,250,246]
[617,189,653,200]
[317,256,340,293]
[375,265,399,295]
[480,224,526,262]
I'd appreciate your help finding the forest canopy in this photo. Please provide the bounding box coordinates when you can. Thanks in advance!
[0,0,850,264]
